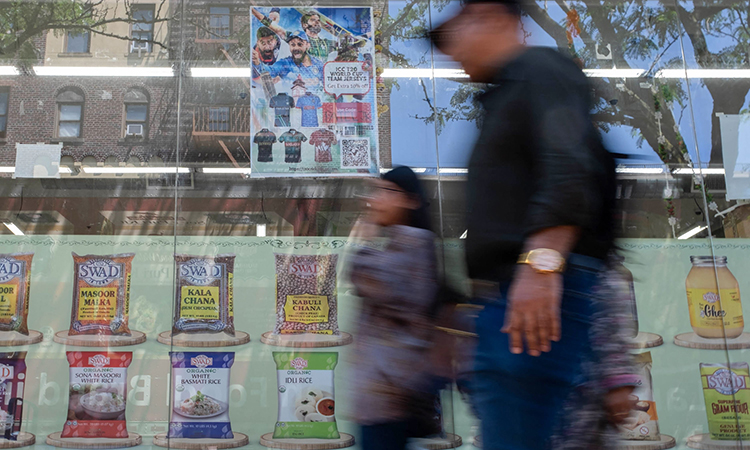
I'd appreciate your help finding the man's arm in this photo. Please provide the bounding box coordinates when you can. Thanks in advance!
[251,8,287,40]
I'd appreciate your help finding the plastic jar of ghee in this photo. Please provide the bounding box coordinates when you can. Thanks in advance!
[686,256,743,339]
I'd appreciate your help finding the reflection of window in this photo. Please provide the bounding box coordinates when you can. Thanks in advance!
[131,5,155,53]
[209,7,231,39]
[66,31,90,53]
[209,107,229,131]
[0,88,8,139]
[124,88,149,138]
[56,88,84,138]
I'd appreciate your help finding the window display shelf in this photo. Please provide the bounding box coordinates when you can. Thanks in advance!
[45,432,142,449]
[618,435,676,450]
[411,433,462,450]
[260,332,353,348]
[0,330,43,347]
[628,332,664,349]
[0,433,35,449]
[153,432,249,449]
[687,434,744,450]
[259,432,355,450]
[53,330,147,347]
[674,332,750,350]
[156,330,250,348]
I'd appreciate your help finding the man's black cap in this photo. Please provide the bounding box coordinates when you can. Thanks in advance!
[429,0,522,50]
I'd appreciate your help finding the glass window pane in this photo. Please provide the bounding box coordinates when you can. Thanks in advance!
[0,116,6,133]
[66,31,89,53]
[58,122,80,137]
[59,104,82,121]
[126,104,148,122]
[133,8,154,23]
[0,92,8,115]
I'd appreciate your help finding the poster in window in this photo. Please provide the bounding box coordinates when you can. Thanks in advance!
[250,7,379,177]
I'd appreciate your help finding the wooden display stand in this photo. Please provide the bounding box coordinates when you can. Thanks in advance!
[412,433,462,450]
[0,330,43,347]
[157,331,250,348]
[619,435,676,450]
[0,432,35,448]
[687,433,744,450]
[46,432,141,449]
[259,432,355,450]
[628,332,664,349]
[53,330,147,347]
[674,332,750,350]
[153,432,249,449]
[260,332,353,348]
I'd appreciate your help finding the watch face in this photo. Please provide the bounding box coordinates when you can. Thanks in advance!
[529,250,563,272]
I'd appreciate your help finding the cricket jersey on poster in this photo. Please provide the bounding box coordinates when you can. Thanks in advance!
[309,129,336,163]
[296,93,322,128]
[279,130,307,163]
[254,129,277,162]
[270,93,295,127]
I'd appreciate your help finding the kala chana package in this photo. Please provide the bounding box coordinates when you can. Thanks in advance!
[273,352,339,439]
[0,352,27,441]
[0,254,33,335]
[62,352,132,439]
[274,254,339,335]
[618,352,660,440]
[173,255,235,336]
[701,362,750,440]
[169,352,234,439]
[70,253,133,336]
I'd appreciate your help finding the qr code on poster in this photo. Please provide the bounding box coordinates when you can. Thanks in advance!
[341,138,371,169]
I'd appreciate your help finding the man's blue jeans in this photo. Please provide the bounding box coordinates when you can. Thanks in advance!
[470,254,603,450]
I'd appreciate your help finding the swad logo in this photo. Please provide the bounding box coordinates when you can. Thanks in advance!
[79,260,121,287]
[289,257,319,278]
[180,259,222,286]
[707,368,746,395]
[704,292,720,304]
[290,357,308,370]
[0,257,22,284]
[191,355,213,368]
[89,355,110,367]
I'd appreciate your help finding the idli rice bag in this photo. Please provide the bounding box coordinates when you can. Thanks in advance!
[169,352,234,439]
[273,352,339,439]
[0,254,33,334]
[62,352,132,438]
[0,352,27,440]
[70,253,133,336]
[618,352,660,440]
[173,255,235,335]
[701,362,750,440]
[274,254,339,335]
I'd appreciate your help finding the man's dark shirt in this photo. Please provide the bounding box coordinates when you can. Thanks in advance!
[466,47,616,281]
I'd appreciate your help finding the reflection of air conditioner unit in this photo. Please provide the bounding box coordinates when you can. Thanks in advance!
[130,40,150,55]
[126,124,144,137]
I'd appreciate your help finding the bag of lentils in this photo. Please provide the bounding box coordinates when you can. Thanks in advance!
[0,254,33,335]
[173,255,235,335]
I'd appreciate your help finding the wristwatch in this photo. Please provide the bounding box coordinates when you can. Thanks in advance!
[517,249,566,274]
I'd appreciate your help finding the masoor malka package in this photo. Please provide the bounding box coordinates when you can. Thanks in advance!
[701,362,750,440]
[0,254,33,335]
[618,352,660,440]
[70,253,133,336]
[0,352,27,441]
[62,352,132,439]
[273,352,339,439]
[169,352,234,439]
[274,254,339,335]
[173,255,235,336]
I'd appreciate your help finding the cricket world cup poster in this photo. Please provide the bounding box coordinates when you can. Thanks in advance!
[251,7,379,176]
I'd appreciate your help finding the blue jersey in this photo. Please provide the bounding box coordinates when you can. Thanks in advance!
[295,93,322,128]
[263,55,325,84]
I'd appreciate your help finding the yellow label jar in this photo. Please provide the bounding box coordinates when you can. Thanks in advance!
[686,256,744,339]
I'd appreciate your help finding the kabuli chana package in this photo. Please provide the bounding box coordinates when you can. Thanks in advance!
[169,352,234,439]
[618,352,660,440]
[173,255,235,336]
[701,362,750,440]
[0,352,27,441]
[0,254,33,335]
[62,352,132,439]
[273,352,339,439]
[70,253,133,336]
[274,254,339,335]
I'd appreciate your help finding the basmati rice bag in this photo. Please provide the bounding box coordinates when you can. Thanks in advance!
[701,362,750,440]
[173,255,235,336]
[0,254,33,335]
[169,352,234,439]
[274,254,339,335]
[273,352,339,439]
[618,352,660,440]
[69,253,133,336]
[0,352,27,441]
[62,352,132,438]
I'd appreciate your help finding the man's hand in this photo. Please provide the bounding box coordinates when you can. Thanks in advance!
[252,48,261,66]
[605,386,636,425]
[502,264,562,356]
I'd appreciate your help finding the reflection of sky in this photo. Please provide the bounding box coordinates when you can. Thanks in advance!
[387,0,750,168]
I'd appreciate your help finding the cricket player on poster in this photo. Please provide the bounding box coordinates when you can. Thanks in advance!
[251,7,379,176]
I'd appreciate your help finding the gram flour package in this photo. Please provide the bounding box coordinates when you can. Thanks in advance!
[0,254,33,335]
[169,352,234,439]
[173,255,235,336]
[70,253,133,336]
[618,352,660,440]
[273,352,339,439]
[0,353,27,441]
[62,352,132,438]
[701,362,750,440]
